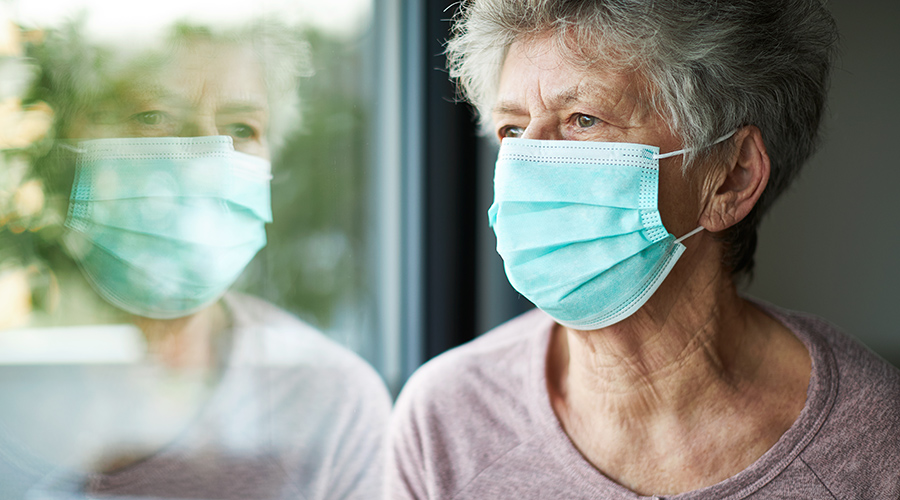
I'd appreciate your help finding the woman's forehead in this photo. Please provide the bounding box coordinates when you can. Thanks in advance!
[118,44,268,107]
[494,36,651,117]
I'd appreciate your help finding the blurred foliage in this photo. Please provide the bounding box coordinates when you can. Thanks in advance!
[239,27,371,329]
[0,21,61,328]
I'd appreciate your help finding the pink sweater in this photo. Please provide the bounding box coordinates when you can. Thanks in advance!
[386,302,900,499]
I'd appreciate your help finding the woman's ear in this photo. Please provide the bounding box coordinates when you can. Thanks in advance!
[699,126,770,232]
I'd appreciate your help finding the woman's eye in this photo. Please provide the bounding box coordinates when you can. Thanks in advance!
[499,125,524,139]
[226,123,256,140]
[131,110,167,126]
[575,114,599,128]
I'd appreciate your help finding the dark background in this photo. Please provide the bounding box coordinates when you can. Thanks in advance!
[746,1,900,366]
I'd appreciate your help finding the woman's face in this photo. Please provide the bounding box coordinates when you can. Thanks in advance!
[492,34,706,239]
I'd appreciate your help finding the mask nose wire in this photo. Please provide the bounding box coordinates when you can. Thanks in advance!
[651,130,737,160]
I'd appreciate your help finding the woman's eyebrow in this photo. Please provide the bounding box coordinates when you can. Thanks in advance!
[218,99,268,115]
[493,84,628,117]
[492,90,580,117]
[124,84,177,104]
[492,100,527,116]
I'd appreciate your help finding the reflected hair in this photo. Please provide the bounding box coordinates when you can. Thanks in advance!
[446,0,838,277]
[164,21,313,156]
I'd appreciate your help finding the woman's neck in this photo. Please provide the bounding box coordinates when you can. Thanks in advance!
[546,243,811,495]
[558,274,754,417]
[132,302,230,371]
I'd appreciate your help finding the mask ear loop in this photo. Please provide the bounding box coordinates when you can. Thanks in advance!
[652,131,737,160]
[675,225,705,244]
[56,142,86,154]
[653,131,737,244]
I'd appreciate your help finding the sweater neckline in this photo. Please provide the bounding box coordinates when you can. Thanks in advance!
[526,300,838,499]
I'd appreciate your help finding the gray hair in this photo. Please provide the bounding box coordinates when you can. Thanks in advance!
[162,22,314,156]
[447,0,839,277]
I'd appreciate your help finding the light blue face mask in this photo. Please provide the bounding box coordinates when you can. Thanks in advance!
[488,134,731,330]
[63,136,272,319]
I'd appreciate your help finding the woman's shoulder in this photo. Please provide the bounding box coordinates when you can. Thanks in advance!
[223,293,370,366]
[757,300,900,498]
[396,308,551,414]
[760,300,900,394]
[387,308,556,498]
[220,291,392,410]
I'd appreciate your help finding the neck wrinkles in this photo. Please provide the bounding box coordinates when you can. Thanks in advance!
[553,274,758,422]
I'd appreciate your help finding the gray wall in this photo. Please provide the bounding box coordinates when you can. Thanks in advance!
[747,1,900,366]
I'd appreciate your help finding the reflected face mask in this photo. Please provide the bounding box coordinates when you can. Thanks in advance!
[488,137,709,331]
[63,136,272,319]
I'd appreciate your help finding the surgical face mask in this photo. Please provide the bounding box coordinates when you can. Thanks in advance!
[488,134,731,330]
[63,136,272,319]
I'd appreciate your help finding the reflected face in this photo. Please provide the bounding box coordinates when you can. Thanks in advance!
[58,40,274,322]
[68,41,271,159]
[492,34,703,237]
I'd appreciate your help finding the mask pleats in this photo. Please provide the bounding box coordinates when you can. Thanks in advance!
[63,136,272,319]
[490,137,686,330]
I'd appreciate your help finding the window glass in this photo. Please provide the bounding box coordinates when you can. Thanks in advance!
[0,1,393,498]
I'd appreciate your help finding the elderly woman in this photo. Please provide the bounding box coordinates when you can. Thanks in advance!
[387,1,900,498]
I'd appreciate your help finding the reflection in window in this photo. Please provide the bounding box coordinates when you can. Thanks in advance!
[0,2,390,499]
